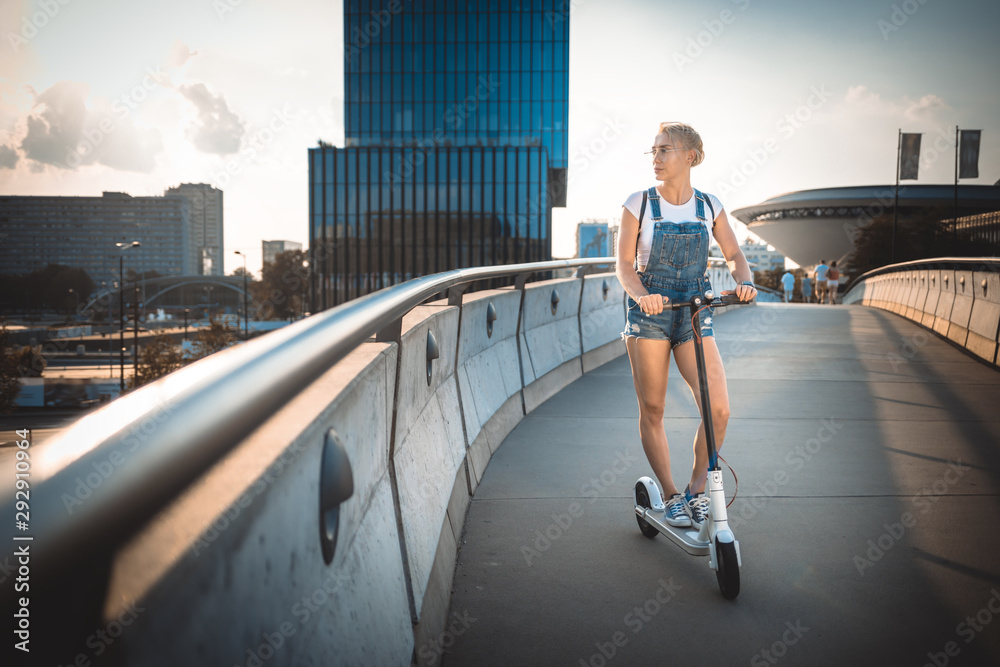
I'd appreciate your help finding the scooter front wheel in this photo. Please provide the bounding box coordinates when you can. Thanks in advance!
[715,537,741,600]
[634,483,659,539]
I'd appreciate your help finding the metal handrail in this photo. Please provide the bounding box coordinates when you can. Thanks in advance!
[2,258,615,581]
[844,256,1000,294]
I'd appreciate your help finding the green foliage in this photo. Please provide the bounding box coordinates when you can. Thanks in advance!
[252,250,309,320]
[10,344,46,377]
[0,264,95,315]
[0,328,21,414]
[128,334,186,389]
[188,316,237,360]
[126,317,238,390]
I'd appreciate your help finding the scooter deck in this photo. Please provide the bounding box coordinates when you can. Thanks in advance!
[635,506,710,556]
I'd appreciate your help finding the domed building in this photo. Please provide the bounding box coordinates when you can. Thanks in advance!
[730,184,1000,268]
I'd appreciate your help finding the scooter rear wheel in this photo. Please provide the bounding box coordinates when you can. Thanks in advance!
[715,537,741,600]
[634,483,659,539]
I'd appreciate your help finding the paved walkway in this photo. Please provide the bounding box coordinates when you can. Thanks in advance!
[444,303,1000,666]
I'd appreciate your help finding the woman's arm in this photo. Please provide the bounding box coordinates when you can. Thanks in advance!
[712,209,757,302]
[616,206,666,315]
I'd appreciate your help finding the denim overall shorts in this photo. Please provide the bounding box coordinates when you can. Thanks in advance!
[622,187,715,346]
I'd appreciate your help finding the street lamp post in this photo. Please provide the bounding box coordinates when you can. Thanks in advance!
[106,282,115,378]
[234,251,249,339]
[117,241,141,391]
[183,308,190,341]
[68,288,79,316]
[133,283,140,371]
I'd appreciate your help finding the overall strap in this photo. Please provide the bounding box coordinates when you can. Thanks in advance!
[695,189,715,224]
[634,190,648,269]
[647,186,663,221]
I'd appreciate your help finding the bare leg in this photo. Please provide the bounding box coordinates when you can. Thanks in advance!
[624,336,679,497]
[672,335,731,495]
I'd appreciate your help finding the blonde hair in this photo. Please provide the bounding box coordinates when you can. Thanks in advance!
[657,122,705,167]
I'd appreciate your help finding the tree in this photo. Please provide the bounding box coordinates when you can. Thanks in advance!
[15,264,95,314]
[252,250,309,320]
[188,316,237,360]
[129,334,185,389]
[0,329,22,414]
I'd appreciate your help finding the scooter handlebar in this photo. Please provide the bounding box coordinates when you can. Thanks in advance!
[669,293,753,310]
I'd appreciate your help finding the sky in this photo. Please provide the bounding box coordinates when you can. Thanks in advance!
[1,0,998,276]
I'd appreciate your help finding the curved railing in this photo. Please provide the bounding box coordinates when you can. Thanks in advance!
[2,258,617,580]
[842,257,1000,367]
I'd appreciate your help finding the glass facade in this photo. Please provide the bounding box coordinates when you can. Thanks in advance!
[310,0,569,310]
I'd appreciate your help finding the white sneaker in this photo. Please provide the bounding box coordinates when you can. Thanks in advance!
[664,494,692,527]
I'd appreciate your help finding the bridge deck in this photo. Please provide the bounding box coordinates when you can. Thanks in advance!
[443,303,1000,666]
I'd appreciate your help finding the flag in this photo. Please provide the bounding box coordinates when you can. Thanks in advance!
[959,129,981,179]
[900,133,921,180]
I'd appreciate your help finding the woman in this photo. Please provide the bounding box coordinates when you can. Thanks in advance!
[826,260,840,305]
[616,122,757,528]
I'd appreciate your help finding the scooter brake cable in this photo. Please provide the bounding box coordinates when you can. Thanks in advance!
[717,453,739,507]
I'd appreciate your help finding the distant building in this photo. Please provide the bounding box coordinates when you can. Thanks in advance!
[165,183,224,276]
[576,221,611,258]
[309,0,569,310]
[262,240,303,266]
[731,184,1000,266]
[737,241,786,274]
[0,192,191,284]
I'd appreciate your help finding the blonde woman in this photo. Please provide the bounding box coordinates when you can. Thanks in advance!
[617,122,757,528]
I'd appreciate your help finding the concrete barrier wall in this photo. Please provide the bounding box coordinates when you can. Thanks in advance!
[967,270,1000,363]
[843,262,999,367]
[935,270,957,337]
[519,277,584,413]
[921,270,942,328]
[103,272,633,666]
[580,274,626,373]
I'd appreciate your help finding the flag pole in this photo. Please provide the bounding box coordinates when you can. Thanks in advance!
[893,128,901,264]
[953,126,959,250]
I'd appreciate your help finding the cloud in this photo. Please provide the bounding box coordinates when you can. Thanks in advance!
[0,144,18,168]
[17,80,163,172]
[904,93,947,121]
[179,82,244,154]
[19,80,88,165]
[843,84,950,121]
[166,41,198,70]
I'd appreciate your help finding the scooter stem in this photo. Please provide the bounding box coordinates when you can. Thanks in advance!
[689,297,720,471]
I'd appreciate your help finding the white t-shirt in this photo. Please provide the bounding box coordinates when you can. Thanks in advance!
[622,188,724,267]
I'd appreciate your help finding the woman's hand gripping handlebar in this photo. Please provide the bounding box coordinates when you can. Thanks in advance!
[669,291,755,310]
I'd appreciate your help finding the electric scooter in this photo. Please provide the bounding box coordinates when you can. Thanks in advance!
[632,291,747,600]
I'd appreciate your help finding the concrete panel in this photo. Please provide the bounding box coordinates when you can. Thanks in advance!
[459,338,522,449]
[412,465,469,666]
[934,270,956,336]
[967,270,1000,364]
[394,379,467,619]
[948,270,975,346]
[580,300,623,354]
[521,277,582,332]
[394,305,460,451]
[456,288,522,365]
[108,343,414,666]
[524,317,582,379]
[921,270,941,327]
[910,270,928,320]
[579,273,626,355]
[519,278,583,388]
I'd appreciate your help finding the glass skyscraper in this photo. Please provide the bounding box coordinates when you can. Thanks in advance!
[309,0,569,309]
